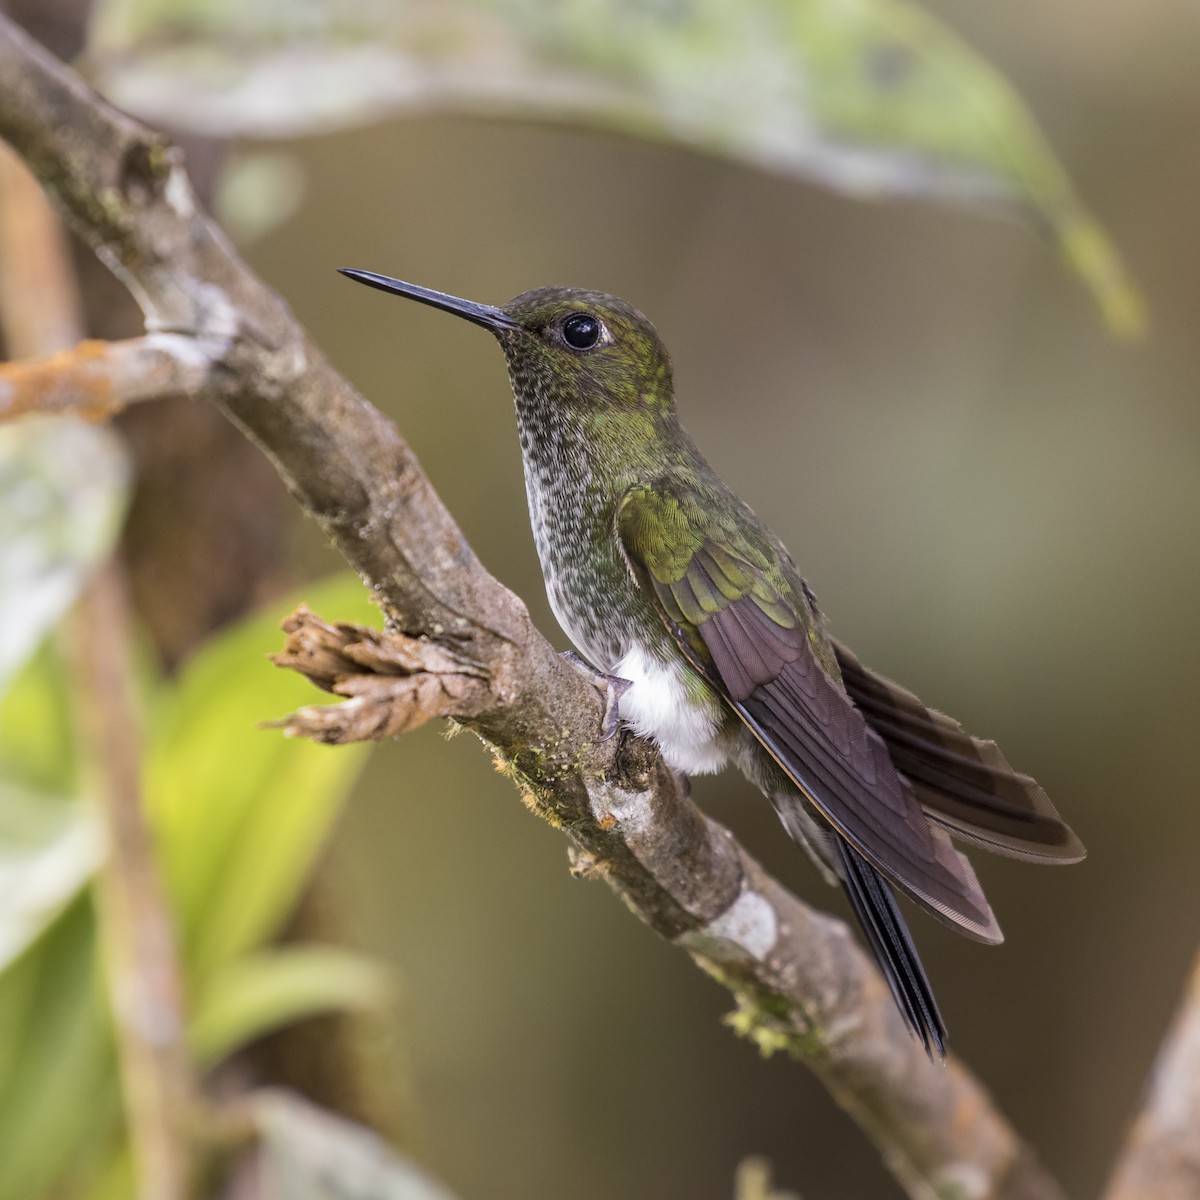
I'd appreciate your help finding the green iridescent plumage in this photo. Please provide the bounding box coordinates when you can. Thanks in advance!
[617,482,811,668]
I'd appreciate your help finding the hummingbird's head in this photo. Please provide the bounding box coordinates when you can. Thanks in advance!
[338,272,675,422]
[498,285,673,417]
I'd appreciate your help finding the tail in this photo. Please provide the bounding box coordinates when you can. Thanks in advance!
[834,837,946,1059]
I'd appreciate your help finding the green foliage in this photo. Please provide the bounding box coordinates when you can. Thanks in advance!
[0,420,126,993]
[0,642,100,972]
[88,0,1142,334]
[0,638,79,796]
[0,435,116,1198]
[0,780,101,973]
[0,573,384,1199]
[143,572,375,982]
[0,420,128,693]
[0,897,117,1200]
[189,945,391,1065]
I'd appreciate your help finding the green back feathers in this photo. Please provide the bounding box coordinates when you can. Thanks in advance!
[616,481,810,673]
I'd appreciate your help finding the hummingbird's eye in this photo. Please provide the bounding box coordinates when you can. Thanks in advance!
[561,312,603,351]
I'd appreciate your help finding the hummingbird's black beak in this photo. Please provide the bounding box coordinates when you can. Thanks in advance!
[338,269,520,334]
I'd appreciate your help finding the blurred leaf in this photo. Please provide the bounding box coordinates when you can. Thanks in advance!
[0,620,109,1197]
[0,420,128,693]
[214,150,308,245]
[0,636,79,812]
[0,782,102,972]
[88,0,1143,335]
[85,1147,135,1200]
[190,944,392,1064]
[0,896,118,1200]
[145,571,378,983]
[0,634,97,970]
[251,1089,460,1200]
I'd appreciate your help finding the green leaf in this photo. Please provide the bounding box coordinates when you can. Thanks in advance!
[83,1146,135,1200]
[145,572,378,983]
[0,600,111,1198]
[189,944,392,1064]
[88,0,1143,335]
[0,420,128,694]
[0,782,102,972]
[0,637,98,972]
[0,638,79,797]
[252,1090,461,1200]
[0,896,119,1200]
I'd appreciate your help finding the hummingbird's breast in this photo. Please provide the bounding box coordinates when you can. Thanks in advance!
[519,427,637,670]
[516,410,733,776]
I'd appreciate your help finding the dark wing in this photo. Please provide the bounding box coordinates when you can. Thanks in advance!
[834,641,1085,863]
[616,484,1001,943]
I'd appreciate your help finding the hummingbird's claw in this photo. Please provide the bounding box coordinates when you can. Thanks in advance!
[560,650,630,741]
[598,679,630,741]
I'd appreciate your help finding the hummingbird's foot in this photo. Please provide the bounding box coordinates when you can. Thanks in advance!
[560,650,631,741]
[597,681,631,741]
[674,770,691,801]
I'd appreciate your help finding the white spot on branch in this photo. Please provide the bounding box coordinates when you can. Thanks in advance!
[589,782,653,835]
[679,888,778,962]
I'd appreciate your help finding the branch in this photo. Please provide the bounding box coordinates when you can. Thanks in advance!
[71,563,200,1200]
[267,606,492,742]
[1104,950,1200,1200]
[0,333,214,420]
[0,14,1063,1198]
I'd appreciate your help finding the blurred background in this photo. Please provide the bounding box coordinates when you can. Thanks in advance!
[3,0,1200,1197]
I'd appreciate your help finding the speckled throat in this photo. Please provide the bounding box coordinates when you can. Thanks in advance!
[502,345,673,674]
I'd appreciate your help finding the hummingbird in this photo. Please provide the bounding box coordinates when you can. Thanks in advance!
[340,269,1086,1058]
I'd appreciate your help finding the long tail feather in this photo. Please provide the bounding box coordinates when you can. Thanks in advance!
[834,640,1085,863]
[835,837,946,1059]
